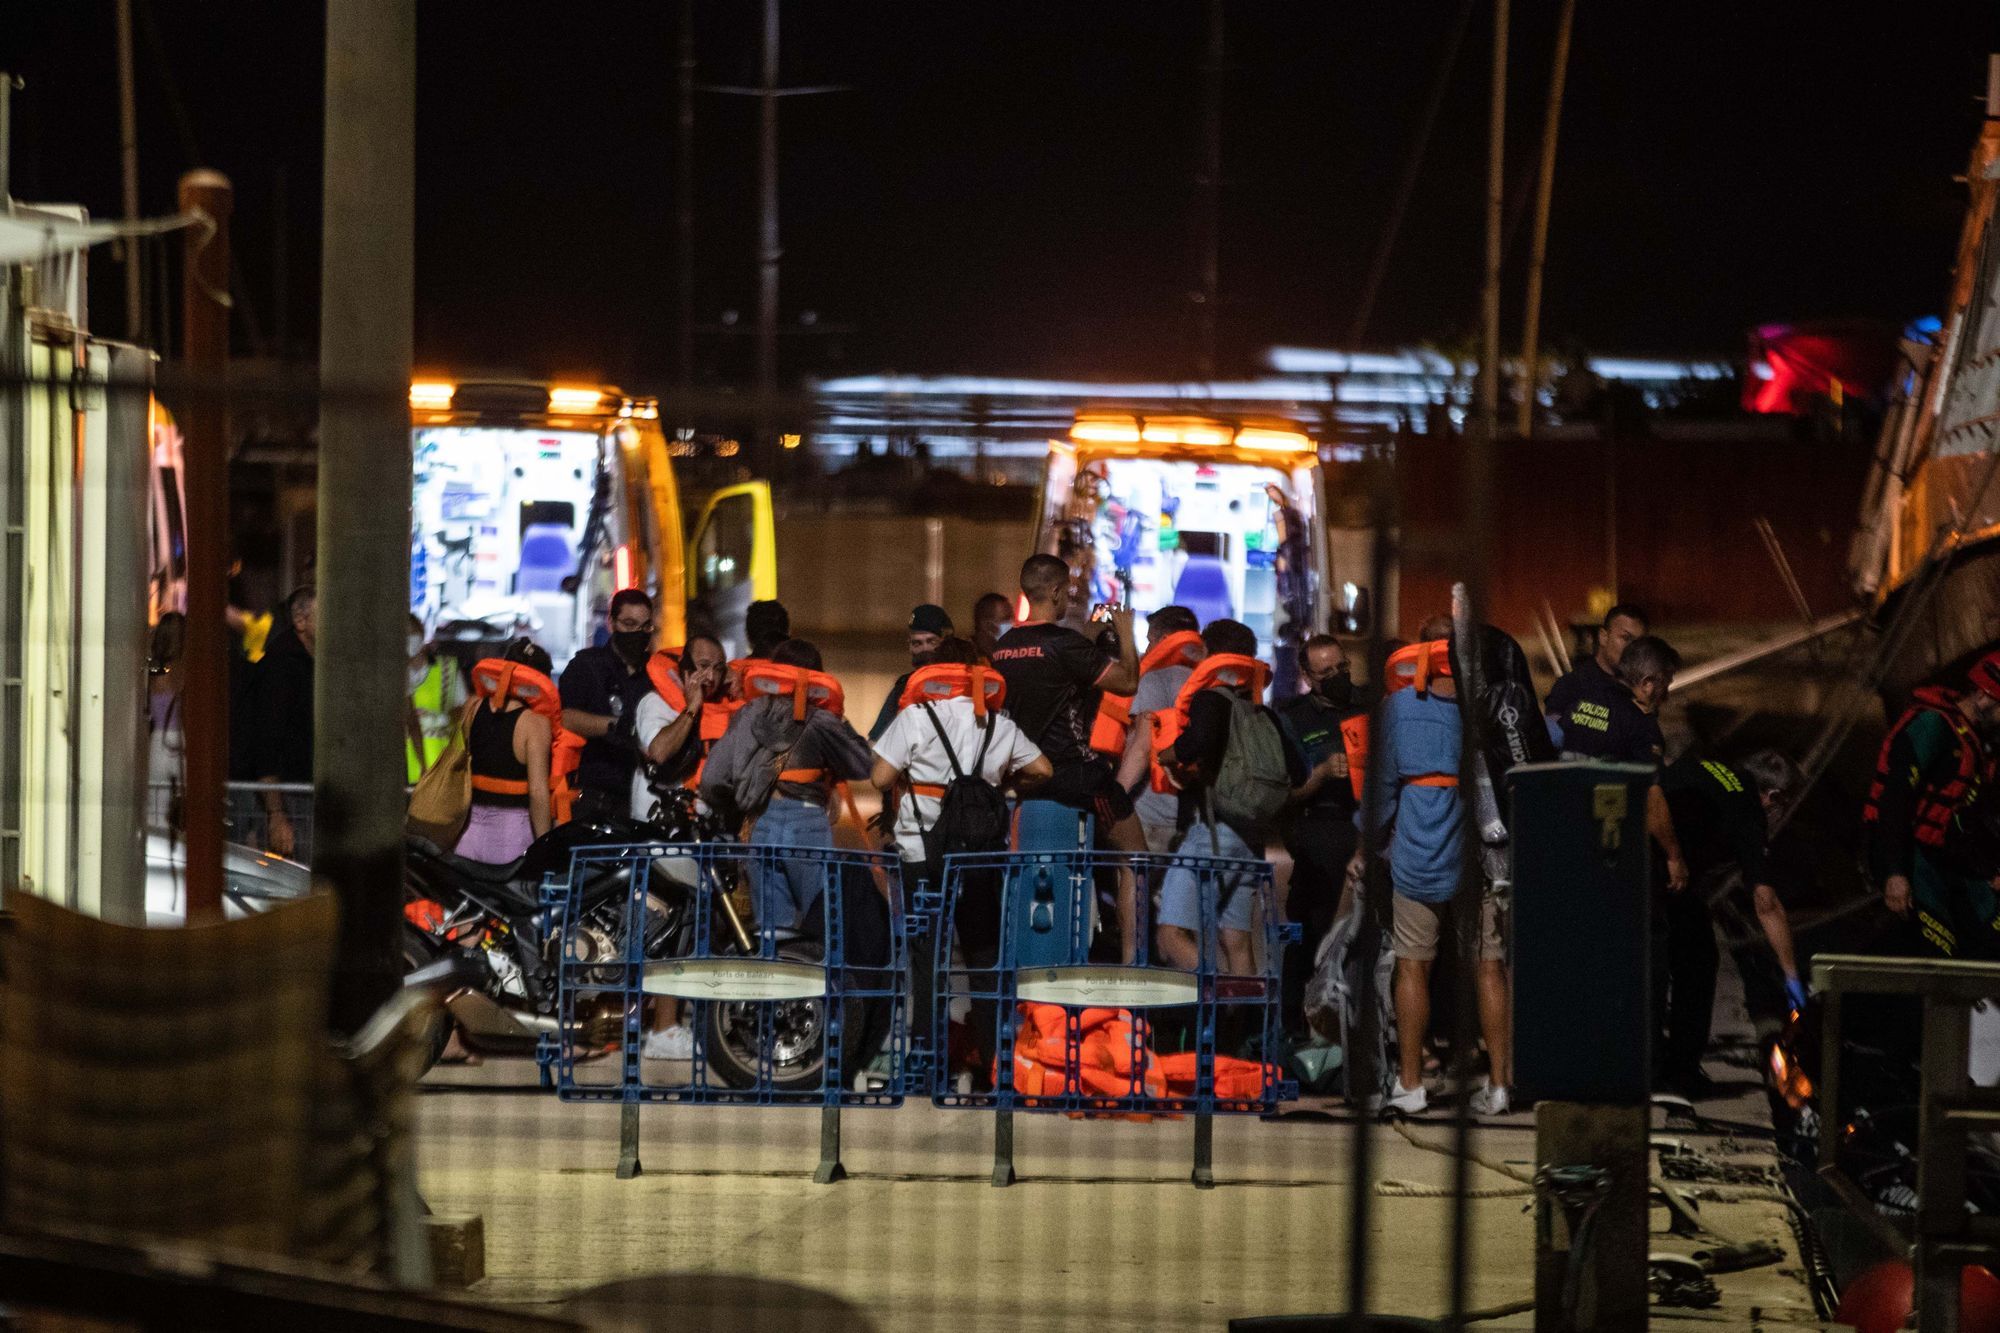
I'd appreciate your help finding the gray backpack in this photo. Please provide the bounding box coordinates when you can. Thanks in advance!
[1209,690,1291,835]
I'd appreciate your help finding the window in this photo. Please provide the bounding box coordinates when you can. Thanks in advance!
[696,493,756,596]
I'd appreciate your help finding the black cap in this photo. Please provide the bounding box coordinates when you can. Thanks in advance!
[909,604,953,636]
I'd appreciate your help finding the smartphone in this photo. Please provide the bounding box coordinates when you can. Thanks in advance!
[1089,601,1123,624]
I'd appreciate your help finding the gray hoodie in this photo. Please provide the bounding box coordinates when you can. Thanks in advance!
[699,695,874,822]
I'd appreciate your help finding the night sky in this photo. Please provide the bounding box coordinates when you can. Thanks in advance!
[14,3,2000,385]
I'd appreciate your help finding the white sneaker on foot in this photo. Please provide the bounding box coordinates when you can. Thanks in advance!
[1386,1080,1428,1115]
[1470,1082,1511,1116]
[642,1025,695,1060]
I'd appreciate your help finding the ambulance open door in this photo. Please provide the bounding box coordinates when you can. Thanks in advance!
[686,481,777,660]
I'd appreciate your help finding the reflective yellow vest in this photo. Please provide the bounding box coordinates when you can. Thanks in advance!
[406,657,463,782]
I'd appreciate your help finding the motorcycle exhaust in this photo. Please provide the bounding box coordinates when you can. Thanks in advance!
[444,988,560,1041]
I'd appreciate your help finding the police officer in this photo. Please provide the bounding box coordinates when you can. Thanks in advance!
[1866,649,2000,958]
[558,589,657,823]
[1657,750,1804,1095]
[1275,633,1368,1038]
[1545,603,1648,745]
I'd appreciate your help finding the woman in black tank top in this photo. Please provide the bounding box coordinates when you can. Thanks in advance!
[455,639,556,864]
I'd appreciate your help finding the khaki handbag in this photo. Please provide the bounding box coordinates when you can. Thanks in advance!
[407,699,478,848]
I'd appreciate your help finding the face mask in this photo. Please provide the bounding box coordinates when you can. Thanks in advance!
[1316,672,1354,706]
[912,649,937,669]
[989,622,1014,641]
[612,629,651,661]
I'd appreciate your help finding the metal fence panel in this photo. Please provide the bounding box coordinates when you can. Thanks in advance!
[927,848,1298,1118]
[550,840,908,1109]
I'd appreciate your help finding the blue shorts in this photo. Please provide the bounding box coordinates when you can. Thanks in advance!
[1157,820,1262,934]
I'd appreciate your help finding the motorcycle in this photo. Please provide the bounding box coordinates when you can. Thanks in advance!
[401,788,837,1090]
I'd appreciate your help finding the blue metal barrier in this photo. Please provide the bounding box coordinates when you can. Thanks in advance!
[922,848,1298,1187]
[545,840,908,1181]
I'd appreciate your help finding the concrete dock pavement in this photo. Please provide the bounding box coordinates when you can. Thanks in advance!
[416,1060,1815,1330]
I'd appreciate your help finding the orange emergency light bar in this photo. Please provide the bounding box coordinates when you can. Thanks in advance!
[409,381,455,410]
[1068,413,1311,454]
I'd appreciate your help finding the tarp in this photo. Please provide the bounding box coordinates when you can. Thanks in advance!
[0,211,199,265]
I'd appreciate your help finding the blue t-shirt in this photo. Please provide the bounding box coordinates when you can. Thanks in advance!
[1363,687,1466,903]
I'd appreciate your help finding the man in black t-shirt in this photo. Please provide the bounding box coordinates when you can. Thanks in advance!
[1545,603,1647,744]
[559,589,658,822]
[991,553,1144,957]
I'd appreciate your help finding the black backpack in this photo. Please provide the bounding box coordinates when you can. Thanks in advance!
[915,702,1012,863]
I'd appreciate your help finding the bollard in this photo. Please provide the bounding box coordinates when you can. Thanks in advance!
[1509,761,1653,1332]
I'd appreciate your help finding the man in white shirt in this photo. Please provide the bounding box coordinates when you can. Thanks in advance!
[630,633,729,821]
[871,637,1050,1083]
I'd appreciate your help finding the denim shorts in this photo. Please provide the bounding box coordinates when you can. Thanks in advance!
[1157,820,1261,934]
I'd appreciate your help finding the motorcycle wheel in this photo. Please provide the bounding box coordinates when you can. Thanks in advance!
[701,937,829,1092]
[401,927,456,1076]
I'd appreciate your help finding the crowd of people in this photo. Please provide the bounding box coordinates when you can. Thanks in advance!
[173,541,2000,1116]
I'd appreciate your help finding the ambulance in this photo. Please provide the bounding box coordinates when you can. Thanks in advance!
[1029,411,1331,691]
[408,380,775,665]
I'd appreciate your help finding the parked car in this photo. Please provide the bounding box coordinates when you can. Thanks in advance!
[144,829,313,925]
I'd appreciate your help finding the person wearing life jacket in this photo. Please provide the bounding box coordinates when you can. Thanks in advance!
[700,638,874,930]
[630,633,731,820]
[1106,607,1207,855]
[744,598,792,663]
[871,636,1050,1082]
[1364,633,1511,1118]
[405,614,468,783]
[1155,619,1308,977]
[1273,633,1371,1039]
[457,639,558,865]
[1866,649,2000,958]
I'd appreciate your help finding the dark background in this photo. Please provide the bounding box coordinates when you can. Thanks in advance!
[12,2,2000,384]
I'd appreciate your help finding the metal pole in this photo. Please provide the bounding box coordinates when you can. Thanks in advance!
[116,0,144,342]
[178,171,232,920]
[1516,0,1574,439]
[755,0,781,470]
[177,170,232,922]
[1194,0,1224,380]
[317,0,416,1037]
[0,72,15,201]
[676,0,696,396]
[1453,7,1506,1318]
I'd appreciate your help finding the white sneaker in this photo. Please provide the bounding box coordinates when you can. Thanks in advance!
[1386,1081,1428,1115]
[1470,1083,1512,1116]
[642,1025,695,1060]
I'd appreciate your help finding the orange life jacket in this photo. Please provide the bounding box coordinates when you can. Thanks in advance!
[466,657,577,824]
[1864,686,1992,850]
[999,1002,1171,1121]
[899,663,1007,720]
[739,660,847,720]
[1149,653,1273,794]
[1385,639,1453,694]
[1089,630,1205,759]
[1339,714,1370,803]
[1154,1051,1284,1104]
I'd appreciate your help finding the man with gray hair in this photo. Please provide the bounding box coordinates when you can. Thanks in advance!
[1555,632,1689,892]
